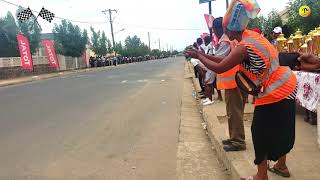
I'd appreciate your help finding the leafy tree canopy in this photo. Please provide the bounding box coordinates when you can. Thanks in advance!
[287,0,320,34]
[150,49,161,57]
[53,20,88,57]
[0,11,19,57]
[16,6,41,54]
[122,35,150,57]
[264,10,283,40]
[90,27,111,56]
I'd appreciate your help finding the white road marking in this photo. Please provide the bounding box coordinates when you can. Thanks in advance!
[121,80,127,84]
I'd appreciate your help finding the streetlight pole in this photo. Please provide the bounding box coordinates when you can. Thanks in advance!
[148,32,151,51]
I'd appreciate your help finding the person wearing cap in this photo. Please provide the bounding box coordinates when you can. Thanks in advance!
[271,27,282,45]
[185,0,297,179]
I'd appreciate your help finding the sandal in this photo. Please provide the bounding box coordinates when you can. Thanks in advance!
[222,139,233,145]
[241,176,254,180]
[268,166,290,178]
[223,143,246,152]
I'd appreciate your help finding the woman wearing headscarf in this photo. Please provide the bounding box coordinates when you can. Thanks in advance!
[185,0,297,179]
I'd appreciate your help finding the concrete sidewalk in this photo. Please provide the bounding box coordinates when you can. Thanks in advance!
[176,62,229,180]
[188,62,320,180]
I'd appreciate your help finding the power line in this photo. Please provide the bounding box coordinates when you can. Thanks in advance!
[0,0,202,31]
[113,21,202,31]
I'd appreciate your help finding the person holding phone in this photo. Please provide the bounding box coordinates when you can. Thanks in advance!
[185,0,297,179]
[297,54,320,71]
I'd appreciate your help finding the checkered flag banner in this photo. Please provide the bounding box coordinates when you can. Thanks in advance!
[39,7,55,23]
[17,7,34,22]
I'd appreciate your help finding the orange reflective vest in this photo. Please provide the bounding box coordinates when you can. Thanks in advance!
[216,35,239,90]
[240,30,297,106]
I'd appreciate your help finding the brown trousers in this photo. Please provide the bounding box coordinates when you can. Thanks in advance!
[225,88,247,145]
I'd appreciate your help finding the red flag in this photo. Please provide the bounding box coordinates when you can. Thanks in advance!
[42,39,60,69]
[83,50,87,66]
[204,14,214,30]
[16,34,33,70]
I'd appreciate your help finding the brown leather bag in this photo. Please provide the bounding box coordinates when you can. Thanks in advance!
[235,71,261,96]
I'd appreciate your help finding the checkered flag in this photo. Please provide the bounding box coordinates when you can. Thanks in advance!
[17,7,34,22]
[39,7,55,23]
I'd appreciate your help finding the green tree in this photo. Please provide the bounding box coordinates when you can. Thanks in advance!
[150,49,161,57]
[107,39,113,53]
[114,42,123,55]
[90,27,100,55]
[53,20,88,57]
[172,50,179,55]
[0,11,19,57]
[123,35,150,57]
[99,32,108,55]
[16,7,41,54]
[263,10,283,40]
[82,29,89,51]
[287,0,320,34]
[90,27,110,56]
[248,16,266,30]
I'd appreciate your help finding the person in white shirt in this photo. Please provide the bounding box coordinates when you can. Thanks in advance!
[203,36,223,104]
[190,42,206,93]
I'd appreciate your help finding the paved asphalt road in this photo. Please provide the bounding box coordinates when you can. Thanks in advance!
[0,58,185,180]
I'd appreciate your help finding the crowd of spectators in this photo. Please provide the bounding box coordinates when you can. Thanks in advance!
[88,55,167,68]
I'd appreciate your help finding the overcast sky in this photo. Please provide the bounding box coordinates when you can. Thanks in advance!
[0,0,290,50]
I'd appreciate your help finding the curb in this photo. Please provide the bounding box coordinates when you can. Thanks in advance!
[187,62,256,180]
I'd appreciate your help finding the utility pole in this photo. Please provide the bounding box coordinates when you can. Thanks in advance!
[208,1,213,40]
[148,32,151,50]
[226,0,229,9]
[158,38,161,51]
[102,9,117,55]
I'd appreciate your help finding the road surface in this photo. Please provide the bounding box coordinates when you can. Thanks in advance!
[0,58,185,180]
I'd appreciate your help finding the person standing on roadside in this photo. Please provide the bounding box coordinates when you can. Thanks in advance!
[185,0,297,179]
[214,17,247,151]
[197,17,247,151]
[202,36,216,105]
[191,42,206,94]
[204,36,223,102]
[196,37,219,105]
